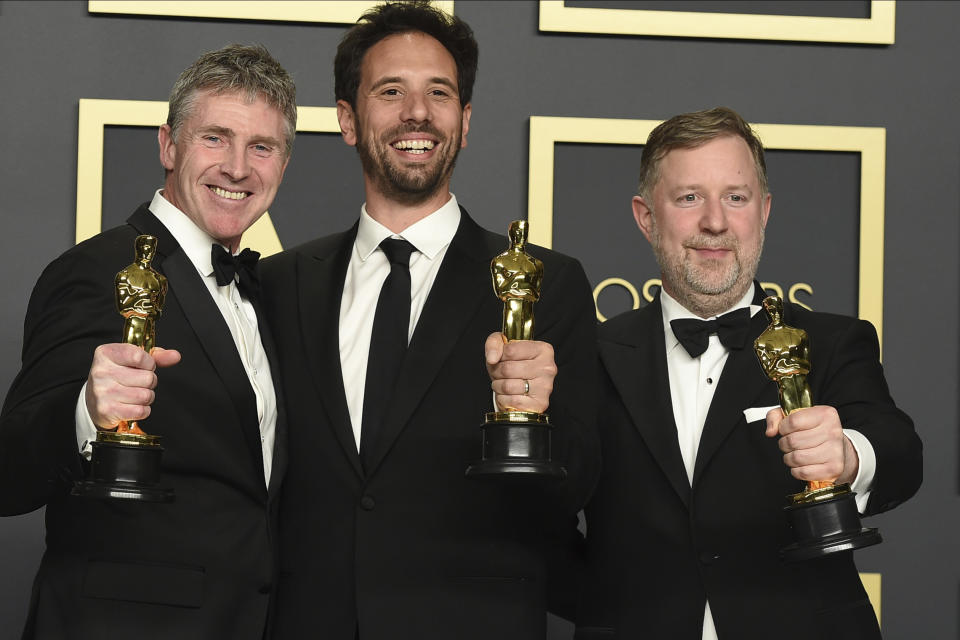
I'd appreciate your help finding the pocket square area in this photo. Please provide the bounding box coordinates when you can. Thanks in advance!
[743,405,779,423]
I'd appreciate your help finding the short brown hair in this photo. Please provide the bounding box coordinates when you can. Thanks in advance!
[637,107,768,200]
[167,43,297,155]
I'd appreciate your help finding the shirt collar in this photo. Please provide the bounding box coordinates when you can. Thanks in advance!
[660,285,759,353]
[148,189,222,278]
[355,193,462,261]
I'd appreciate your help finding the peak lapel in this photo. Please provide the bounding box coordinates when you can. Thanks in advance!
[692,310,774,485]
[364,212,490,475]
[600,302,691,508]
[296,230,364,479]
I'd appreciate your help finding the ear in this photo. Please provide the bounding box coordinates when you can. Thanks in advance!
[158,124,176,171]
[337,100,358,147]
[632,195,655,244]
[761,191,772,228]
[460,103,472,149]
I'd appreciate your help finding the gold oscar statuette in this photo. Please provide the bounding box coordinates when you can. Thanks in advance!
[466,221,564,479]
[754,295,878,560]
[72,234,175,502]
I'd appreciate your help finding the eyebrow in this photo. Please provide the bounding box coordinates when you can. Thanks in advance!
[670,183,754,192]
[197,125,282,149]
[368,75,458,93]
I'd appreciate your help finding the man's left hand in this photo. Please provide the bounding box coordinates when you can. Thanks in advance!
[485,332,556,414]
[765,405,859,485]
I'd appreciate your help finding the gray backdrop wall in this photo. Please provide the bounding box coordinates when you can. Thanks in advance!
[1,1,957,637]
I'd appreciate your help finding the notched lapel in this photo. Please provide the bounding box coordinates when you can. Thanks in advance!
[600,307,691,508]
[693,311,774,484]
[296,239,364,479]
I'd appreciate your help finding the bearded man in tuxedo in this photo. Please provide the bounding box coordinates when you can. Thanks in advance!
[576,106,921,640]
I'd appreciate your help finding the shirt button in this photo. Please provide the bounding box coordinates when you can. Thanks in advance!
[360,495,376,510]
[252,368,258,375]
[234,302,239,309]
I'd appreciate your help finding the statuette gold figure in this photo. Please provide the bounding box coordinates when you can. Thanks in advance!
[112,234,167,436]
[754,295,828,491]
[491,220,543,343]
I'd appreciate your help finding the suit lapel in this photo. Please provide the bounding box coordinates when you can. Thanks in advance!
[127,206,266,487]
[600,299,691,508]
[297,227,364,479]
[251,293,287,498]
[692,304,774,486]
[364,210,490,475]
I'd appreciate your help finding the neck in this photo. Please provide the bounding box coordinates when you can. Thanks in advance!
[364,182,451,234]
[664,280,753,319]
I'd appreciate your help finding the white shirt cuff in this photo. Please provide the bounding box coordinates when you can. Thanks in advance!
[843,428,876,513]
[75,382,98,460]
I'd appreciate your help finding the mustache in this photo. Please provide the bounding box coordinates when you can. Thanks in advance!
[683,234,738,251]
[383,123,445,141]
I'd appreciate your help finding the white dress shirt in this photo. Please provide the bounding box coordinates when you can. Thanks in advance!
[339,194,461,450]
[75,190,278,486]
[659,287,876,640]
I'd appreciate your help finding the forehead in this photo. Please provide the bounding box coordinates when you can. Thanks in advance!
[360,31,458,87]
[185,89,283,126]
[656,135,759,188]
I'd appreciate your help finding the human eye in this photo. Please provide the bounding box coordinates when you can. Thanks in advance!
[201,134,222,146]
[725,193,748,205]
[251,143,274,157]
[676,193,698,206]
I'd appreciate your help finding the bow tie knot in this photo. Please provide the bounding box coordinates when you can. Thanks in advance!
[211,245,261,296]
[670,307,752,358]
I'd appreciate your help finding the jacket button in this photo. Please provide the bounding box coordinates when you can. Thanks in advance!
[699,551,719,565]
[360,495,375,510]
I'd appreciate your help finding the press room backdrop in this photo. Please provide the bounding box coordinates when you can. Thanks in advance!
[0,1,956,637]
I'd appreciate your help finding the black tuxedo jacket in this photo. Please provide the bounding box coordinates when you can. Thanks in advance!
[576,289,921,640]
[259,208,599,639]
[0,205,287,640]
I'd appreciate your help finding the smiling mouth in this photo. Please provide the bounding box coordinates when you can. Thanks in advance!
[209,186,250,200]
[391,139,436,155]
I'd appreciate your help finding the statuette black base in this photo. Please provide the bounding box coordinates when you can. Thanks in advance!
[466,413,565,479]
[781,484,880,562]
[72,436,174,503]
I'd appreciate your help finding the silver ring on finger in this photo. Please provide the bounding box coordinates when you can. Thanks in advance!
[523,379,530,395]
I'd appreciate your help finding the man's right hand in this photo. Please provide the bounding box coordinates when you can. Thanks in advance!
[84,344,181,429]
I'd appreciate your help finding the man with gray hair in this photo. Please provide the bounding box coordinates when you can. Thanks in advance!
[0,44,295,639]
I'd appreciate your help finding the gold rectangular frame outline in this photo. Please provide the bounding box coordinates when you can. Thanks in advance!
[528,116,886,349]
[76,99,340,257]
[88,1,455,23]
[539,0,895,44]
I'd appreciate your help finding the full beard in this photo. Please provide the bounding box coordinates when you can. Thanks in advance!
[356,123,461,206]
[651,223,764,318]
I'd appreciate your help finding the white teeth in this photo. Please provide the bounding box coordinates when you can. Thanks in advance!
[210,186,248,200]
[392,139,435,152]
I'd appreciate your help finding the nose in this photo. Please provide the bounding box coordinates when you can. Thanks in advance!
[221,144,251,181]
[700,198,728,234]
[399,91,430,124]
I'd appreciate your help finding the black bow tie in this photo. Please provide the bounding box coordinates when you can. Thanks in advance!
[211,245,260,296]
[670,307,752,358]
